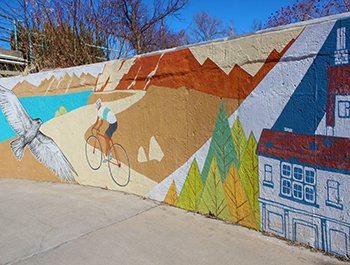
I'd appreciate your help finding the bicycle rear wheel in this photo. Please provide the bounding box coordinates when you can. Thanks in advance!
[85,135,103,170]
[108,143,130,187]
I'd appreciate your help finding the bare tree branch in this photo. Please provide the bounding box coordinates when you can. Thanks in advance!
[265,0,350,28]
[189,10,228,42]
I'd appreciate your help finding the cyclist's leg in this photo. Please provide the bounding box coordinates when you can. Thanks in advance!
[95,133,105,157]
[105,122,117,160]
[106,137,111,158]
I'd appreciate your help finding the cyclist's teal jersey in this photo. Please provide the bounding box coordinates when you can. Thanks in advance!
[98,106,117,124]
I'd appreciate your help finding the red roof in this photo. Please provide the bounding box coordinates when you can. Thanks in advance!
[256,129,350,173]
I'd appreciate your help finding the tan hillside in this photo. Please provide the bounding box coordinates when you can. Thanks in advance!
[80,73,97,88]
[12,80,38,97]
[13,72,96,97]
[85,85,240,183]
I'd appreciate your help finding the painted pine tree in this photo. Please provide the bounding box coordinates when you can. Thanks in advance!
[238,132,260,230]
[201,102,238,184]
[231,116,247,167]
[164,180,178,206]
[224,162,258,230]
[197,155,232,221]
[176,159,203,211]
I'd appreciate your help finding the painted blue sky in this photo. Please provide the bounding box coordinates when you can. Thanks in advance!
[167,0,296,34]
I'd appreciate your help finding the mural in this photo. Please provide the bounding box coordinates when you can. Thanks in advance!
[255,18,350,257]
[170,104,260,229]
[1,13,350,257]
[85,99,130,187]
[0,85,77,183]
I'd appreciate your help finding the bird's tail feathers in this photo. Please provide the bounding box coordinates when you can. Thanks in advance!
[10,137,26,160]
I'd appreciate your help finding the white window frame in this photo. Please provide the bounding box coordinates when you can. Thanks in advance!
[304,185,316,203]
[305,167,316,185]
[293,165,304,182]
[338,100,350,118]
[326,180,343,210]
[281,162,292,178]
[280,163,317,206]
[263,164,274,188]
[293,182,303,199]
[281,178,292,197]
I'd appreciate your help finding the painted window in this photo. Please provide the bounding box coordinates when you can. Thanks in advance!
[263,164,274,188]
[281,179,291,196]
[280,164,317,206]
[293,183,303,199]
[338,101,350,118]
[337,27,346,50]
[293,165,303,181]
[281,162,291,178]
[326,180,343,210]
[305,168,315,185]
[335,27,348,65]
[305,185,315,203]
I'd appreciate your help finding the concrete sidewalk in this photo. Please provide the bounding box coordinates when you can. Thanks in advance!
[0,178,347,265]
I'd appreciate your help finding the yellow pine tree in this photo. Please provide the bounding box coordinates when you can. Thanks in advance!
[239,132,260,230]
[164,180,178,205]
[224,162,258,230]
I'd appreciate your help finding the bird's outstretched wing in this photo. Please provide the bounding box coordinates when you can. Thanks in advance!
[0,85,33,136]
[28,131,77,183]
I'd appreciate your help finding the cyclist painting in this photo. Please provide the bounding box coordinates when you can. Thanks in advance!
[92,99,118,162]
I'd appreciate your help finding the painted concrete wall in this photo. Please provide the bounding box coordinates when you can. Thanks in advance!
[0,13,350,257]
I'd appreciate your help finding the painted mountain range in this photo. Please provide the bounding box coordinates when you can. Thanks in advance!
[96,38,296,99]
[12,72,96,97]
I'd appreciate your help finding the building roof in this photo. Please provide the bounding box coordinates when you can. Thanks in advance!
[256,129,350,174]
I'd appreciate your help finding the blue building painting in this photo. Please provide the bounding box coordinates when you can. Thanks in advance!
[257,18,350,257]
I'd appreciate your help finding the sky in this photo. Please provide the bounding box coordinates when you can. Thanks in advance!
[0,0,298,49]
[167,0,297,34]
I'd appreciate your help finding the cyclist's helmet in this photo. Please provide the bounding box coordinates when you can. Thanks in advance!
[95,99,101,109]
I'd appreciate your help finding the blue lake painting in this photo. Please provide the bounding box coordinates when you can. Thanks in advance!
[0,90,93,142]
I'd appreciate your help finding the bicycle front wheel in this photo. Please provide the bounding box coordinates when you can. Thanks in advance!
[108,143,130,187]
[85,135,103,170]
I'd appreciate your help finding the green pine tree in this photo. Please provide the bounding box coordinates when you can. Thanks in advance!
[231,116,247,166]
[197,155,232,221]
[201,102,238,184]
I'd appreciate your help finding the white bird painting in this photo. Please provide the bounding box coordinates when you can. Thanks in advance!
[0,85,77,183]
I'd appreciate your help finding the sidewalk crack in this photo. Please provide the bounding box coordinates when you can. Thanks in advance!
[4,204,160,265]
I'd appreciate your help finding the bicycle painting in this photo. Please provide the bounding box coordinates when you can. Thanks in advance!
[85,99,130,187]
